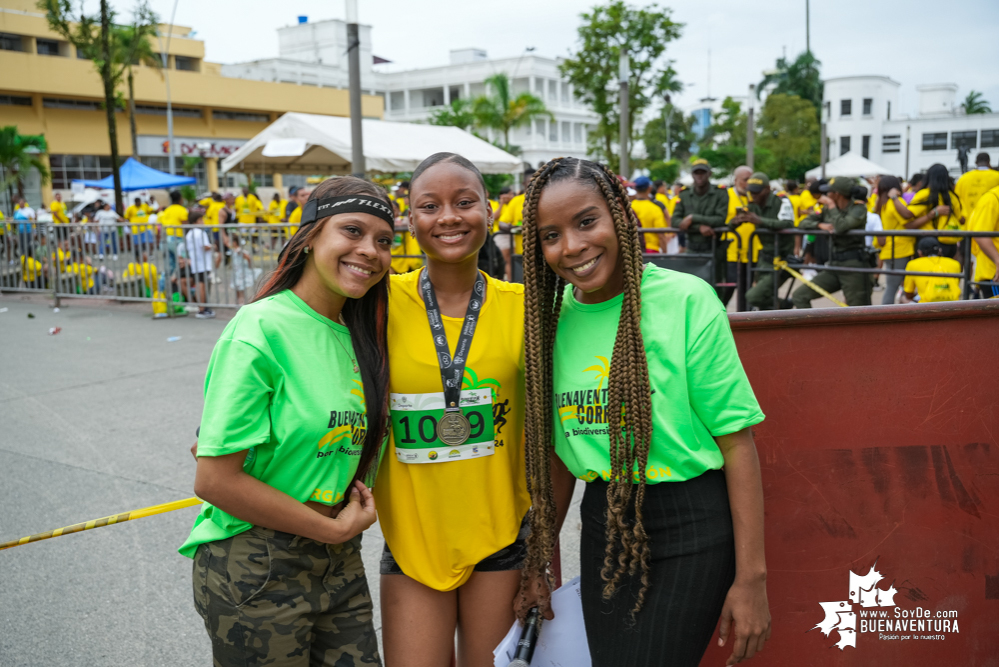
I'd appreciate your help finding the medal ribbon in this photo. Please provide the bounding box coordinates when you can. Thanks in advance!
[419,268,486,415]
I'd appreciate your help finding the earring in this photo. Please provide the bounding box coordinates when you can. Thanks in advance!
[304,246,310,254]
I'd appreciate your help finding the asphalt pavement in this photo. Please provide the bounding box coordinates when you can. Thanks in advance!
[0,294,584,666]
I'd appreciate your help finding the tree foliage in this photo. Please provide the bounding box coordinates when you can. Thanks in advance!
[758,50,823,117]
[39,0,158,211]
[642,110,695,162]
[647,159,679,184]
[113,20,161,160]
[471,73,550,153]
[560,0,683,172]
[757,93,820,179]
[427,98,476,132]
[0,126,49,207]
[961,90,992,115]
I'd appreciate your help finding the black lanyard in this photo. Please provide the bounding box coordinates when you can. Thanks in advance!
[419,268,486,413]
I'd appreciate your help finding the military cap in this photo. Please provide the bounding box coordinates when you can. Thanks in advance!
[747,172,770,193]
[820,177,857,196]
[691,158,711,173]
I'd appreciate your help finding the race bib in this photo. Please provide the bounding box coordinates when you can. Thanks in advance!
[390,389,495,464]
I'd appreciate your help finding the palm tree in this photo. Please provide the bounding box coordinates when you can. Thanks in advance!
[0,126,49,210]
[471,73,551,153]
[114,21,161,161]
[428,98,476,132]
[961,91,992,115]
[758,51,823,116]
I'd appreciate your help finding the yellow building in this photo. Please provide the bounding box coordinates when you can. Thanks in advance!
[0,0,383,204]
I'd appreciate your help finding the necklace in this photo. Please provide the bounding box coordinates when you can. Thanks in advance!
[327,312,358,374]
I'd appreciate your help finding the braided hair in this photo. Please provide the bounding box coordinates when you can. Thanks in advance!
[519,157,654,616]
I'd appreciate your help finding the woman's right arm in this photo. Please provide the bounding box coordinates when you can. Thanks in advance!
[194,450,376,544]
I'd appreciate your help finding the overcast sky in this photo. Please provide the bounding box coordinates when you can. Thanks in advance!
[125,0,999,116]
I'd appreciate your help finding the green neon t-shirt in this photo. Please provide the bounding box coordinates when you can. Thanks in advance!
[179,290,372,558]
[552,264,764,484]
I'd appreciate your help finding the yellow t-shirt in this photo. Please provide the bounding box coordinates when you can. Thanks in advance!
[955,168,999,220]
[50,200,69,224]
[267,199,285,225]
[159,204,189,237]
[796,190,818,224]
[866,191,878,213]
[124,261,159,292]
[390,230,423,274]
[631,198,667,252]
[724,188,762,263]
[21,256,42,282]
[69,261,95,291]
[199,198,226,228]
[786,193,802,227]
[234,194,263,224]
[287,205,302,237]
[876,198,915,260]
[497,193,525,254]
[908,187,964,245]
[903,256,962,302]
[124,203,152,234]
[969,187,999,283]
[50,247,69,274]
[374,269,529,591]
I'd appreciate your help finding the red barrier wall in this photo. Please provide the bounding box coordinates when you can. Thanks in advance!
[698,301,999,667]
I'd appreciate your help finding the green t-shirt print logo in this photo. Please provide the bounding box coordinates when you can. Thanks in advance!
[559,355,609,430]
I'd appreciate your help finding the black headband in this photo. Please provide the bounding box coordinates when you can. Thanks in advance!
[300,195,395,228]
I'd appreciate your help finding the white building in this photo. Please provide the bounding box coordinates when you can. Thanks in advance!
[823,76,999,178]
[222,17,597,171]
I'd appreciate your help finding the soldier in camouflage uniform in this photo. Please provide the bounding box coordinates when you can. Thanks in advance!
[193,528,379,666]
[792,177,873,308]
[673,158,730,299]
[728,173,797,310]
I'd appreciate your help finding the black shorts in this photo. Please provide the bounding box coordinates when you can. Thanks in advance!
[181,269,208,284]
[380,513,529,576]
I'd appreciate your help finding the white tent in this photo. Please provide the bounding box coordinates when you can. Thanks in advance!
[805,152,895,180]
[220,113,522,176]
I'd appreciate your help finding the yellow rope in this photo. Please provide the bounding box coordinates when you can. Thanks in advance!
[0,497,201,552]
[775,258,848,308]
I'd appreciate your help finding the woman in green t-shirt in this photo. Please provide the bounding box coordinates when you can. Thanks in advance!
[182,176,396,666]
[516,158,771,666]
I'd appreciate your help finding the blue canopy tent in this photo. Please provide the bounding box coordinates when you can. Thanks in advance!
[72,157,196,191]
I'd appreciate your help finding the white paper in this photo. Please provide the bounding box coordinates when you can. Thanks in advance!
[493,576,591,667]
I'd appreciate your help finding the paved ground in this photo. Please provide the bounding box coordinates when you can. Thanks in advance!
[0,293,585,666]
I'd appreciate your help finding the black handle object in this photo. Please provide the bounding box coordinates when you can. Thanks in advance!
[507,607,542,667]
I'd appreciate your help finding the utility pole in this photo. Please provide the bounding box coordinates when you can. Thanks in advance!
[99,0,123,213]
[618,46,629,178]
[820,101,828,178]
[904,125,911,180]
[806,0,810,53]
[346,0,366,178]
[662,93,674,162]
[746,84,756,171]
[160,0,179,175]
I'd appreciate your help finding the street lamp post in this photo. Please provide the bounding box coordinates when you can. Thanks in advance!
[746,84,756,171]
[619,47,629,178]
[159,0,180,175]
[346,0,365,178]
[662,93,674,162]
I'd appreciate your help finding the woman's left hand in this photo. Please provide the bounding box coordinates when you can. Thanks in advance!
[717,577,771,665]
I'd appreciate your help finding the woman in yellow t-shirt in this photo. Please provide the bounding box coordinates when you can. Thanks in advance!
[906,164,965,260]
[872,176,915,304]
[376,153,529,667]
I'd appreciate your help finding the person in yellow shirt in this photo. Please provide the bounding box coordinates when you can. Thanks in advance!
[866,175,880,212]
[872,176,915,304]
[124,196,153,249]
[50,192,69,241]
[631,176,669,252]
[376,153,528,667]
[198,193,225,228]
[285,187,310,237]
[389,198,423,275]
[67,251,97,294]
[123,249,160,297]
[233,187,263,224]
[497,169,534,265]
[158,191,189,275]
[723,166,762,304]
[266,192,283,224]
[955,152,999,221]
[490,187,514,279]
[906,164,965,260]
[20,246,44,287]
[901,237,962,303]
[968,184,999,298]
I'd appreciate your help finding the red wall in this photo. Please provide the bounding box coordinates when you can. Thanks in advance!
[698,301,999,666]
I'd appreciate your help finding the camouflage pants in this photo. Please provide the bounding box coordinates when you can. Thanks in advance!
[193,526,381,667]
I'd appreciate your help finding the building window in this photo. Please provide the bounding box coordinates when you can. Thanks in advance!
[840,136,851,155]
[862,135,871,159]
[174,56,198,72]
[0,95,32,106]
[549,118,558,142]
[548,80,557,106]
[0,33,23,52]
[389,91,404,112]
[36,38,62,56]
[951,131,977,150]
[887,101,891,120]
[573,122,582,145]
[840,99,852,117]
[922,132,948,151]
[862,98,872,116]
[213,110,269,122]
[982,129,999,148]
[534,78,545,99]
[135,104,202,118]
[43,97,100,110]
[535,119,546,142]
[49,154,116,190]
[882,134,901,153]
[561,121,570,144]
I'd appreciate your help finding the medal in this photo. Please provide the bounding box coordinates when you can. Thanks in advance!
[437,410,471,445]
